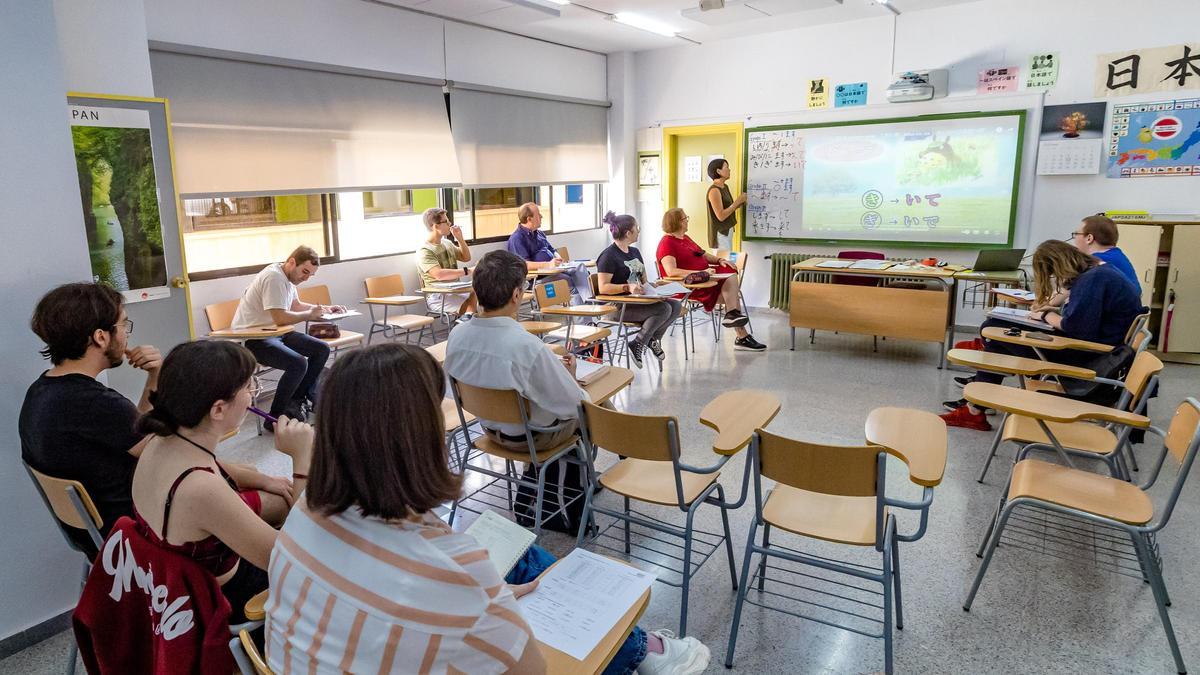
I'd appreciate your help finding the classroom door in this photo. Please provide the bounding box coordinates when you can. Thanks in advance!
[1161,226,1200,353]
[665,125,742,250]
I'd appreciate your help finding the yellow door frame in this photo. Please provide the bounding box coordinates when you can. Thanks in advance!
[662,122,745,249]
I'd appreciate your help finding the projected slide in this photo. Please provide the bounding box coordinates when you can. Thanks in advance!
[745,112,1023,246]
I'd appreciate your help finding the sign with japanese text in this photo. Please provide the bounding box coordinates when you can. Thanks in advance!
[834,82,868,107]
[1025,52,1059,90]
[1095,43,1200,97]
[808,78,829,109]
[977,66,1020,95]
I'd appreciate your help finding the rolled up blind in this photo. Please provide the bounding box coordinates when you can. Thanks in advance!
[448,87,608,188]
[151,50,461,197]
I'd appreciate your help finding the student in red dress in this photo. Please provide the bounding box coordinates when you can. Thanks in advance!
[656,207,765,351]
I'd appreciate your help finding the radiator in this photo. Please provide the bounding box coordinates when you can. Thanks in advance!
[767,252,819,310]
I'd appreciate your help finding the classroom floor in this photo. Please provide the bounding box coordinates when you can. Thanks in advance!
[7,310,1199,675]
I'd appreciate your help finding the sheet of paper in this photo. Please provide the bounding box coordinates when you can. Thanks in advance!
[465,510,536,577]
[988,306,1051,329]
[708,272,736,279]
[993,288,1035,301]
[518,549,655,661]
[849,259,894,270]
[574,359,610,385]
[638,281,689,296]
[320,310,362,320]
[815,260,855,268]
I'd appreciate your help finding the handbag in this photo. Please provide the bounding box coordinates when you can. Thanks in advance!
[683,270,711,285]
[306,322,340,339]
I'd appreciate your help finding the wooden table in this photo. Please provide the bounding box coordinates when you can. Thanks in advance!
[790,258,957,368]
[864,407,948,487]
[208,325,293,339]
[698,390,782,455]
[583,366,634,406]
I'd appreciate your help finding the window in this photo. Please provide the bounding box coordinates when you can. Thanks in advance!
[470,185,550,240]
[449,188,473,239]
[335,189,440,260]
[181,195,328,274]
[549,184,600,233]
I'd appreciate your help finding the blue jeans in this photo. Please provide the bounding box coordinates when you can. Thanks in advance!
[244,332,330,416]
[507,545,648,675]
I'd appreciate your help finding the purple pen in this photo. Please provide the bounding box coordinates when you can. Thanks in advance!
[249,406,277,424]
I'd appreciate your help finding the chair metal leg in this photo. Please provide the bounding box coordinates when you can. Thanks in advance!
[724,519,759,668]
[679,499,705,635]
[964,503,1017,610]
[532,465,548,539]
[873,335,879,352]
[809,328,816,344]
[505,460,515,511]
[977,414,1009,483]
[882,537,894,675]
[892,536,904,631]
[715,485,738,590]
[757,523,771,591]
[623,496,631,554]
[1133,533,1187,674]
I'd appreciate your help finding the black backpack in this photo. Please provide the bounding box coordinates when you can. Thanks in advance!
[513,459,593,535]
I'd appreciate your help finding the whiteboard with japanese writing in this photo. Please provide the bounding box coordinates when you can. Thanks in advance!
[744,110,1025,247]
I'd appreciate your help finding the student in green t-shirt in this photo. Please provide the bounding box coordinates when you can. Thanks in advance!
[417,207,476,322]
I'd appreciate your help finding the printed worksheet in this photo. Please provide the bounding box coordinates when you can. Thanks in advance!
[517,549,654,660]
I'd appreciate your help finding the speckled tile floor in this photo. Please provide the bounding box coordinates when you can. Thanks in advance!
[5,311,1198,674]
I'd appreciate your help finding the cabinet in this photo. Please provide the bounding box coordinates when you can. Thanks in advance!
[1116,221,1200,362]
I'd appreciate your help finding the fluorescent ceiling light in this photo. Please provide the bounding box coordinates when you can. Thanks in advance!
[611,12,679,37]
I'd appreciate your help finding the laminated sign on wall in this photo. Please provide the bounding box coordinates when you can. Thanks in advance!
[1025,53,1060,90]
[1107,97,1200,178]
[808,78,829,109]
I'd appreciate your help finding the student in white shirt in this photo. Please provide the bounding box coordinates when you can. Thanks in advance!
[445,250,587,452]
[416,207,477,321]
[268,343,710,675]
[231,245,344,427]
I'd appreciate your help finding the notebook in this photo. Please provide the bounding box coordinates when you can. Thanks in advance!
[574,359,610,385]
[815,259,855,269]
[849,259,894,270]
[430,280,473,290]
[465,510,537,576]
[987,306,1052,330]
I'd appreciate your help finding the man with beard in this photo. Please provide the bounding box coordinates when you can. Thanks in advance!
[20,282,163,555]
[231,245,342,427]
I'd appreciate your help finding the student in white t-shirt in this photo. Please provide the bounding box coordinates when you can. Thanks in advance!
[231,246,344,427]
[416,207,476,321]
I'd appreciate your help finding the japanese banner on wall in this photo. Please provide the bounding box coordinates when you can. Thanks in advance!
[1095,43,1200,97]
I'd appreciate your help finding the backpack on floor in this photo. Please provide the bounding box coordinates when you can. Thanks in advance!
[513,459,594,536]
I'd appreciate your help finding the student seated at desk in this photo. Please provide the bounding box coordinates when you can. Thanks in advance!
[657,208,765,352]
[942,240,1144,430]
[418,206,477,322]
[445,250,588,451]
[232,245,345,427]
[20,282,162,556]
[596,211,682,368]
[506,201,589,300]
[130,340,311,623]
[267,343,709,675]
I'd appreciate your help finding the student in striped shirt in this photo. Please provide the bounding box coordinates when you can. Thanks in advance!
[267,343,710,674]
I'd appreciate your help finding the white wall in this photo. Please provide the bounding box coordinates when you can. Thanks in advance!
[630,0,1200,309]
[53,0,154,96]
[0,0,96,640]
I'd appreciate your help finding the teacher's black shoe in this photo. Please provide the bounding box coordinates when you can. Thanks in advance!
[722,309,750,328]
[734,335,767,351]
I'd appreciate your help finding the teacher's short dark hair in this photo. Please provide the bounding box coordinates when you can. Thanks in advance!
[31,282,124,364]
[472,250,528,311]
[707,158,728,180]
[306,344,461,519]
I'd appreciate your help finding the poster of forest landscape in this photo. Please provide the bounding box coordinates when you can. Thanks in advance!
[69,105,169,302]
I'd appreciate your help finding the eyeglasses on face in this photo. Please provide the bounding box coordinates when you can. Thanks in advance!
[113,318,133,336]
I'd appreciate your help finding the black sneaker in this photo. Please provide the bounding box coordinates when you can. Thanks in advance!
[648,339,666,361]
[722,309,750,328]
[627,340,645,368]
[943,397,995,415]
[954,376,974,388]
[734,335,767,351]
[284,400,308,422]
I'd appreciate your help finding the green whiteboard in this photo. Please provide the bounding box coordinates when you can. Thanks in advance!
[742,110,1025,248]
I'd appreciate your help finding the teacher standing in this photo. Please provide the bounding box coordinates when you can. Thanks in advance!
[706,158,746,251]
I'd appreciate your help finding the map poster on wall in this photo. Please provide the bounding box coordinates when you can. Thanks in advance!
[808,78,829,109]
[69,105,170,303]
[1107,97,1200,178]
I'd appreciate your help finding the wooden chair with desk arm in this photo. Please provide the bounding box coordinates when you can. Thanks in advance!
[533,279,616,359]
[724,407,948,675]
[574,390,782,635]
[964,397,1200,675]
[360,274,435,345]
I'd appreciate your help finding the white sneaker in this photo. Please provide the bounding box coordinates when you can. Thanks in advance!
[637,629,710,675]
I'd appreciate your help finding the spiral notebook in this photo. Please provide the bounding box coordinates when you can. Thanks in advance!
[465,510,537,576]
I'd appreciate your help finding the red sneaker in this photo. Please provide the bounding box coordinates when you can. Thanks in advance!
[939,405,993,431]
[954,337,985,350]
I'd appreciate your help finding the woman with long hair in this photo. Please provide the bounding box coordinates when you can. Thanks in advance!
[268,343,710,674]
[595,211,683,367]
[941,239,1144,430]
[130,340,312,622]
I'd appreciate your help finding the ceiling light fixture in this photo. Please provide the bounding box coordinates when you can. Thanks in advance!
[876,0,900,15]
[507,0,567,15]
[611,12,679,37]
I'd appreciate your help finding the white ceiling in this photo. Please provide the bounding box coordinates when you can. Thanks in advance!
[377,0,982,54]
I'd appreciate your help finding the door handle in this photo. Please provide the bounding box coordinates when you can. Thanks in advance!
[170,275,187,288]
[1144,269,1150,282]
[1174,270,1180,282]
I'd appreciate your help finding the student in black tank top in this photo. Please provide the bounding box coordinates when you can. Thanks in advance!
[706,158,745,250]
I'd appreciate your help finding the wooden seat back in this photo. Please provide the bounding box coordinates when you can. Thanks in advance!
[25,464,103,531]
[452,380,525,425]
[297,284,332,306]
[1124,351,1165,403]
[1124,311,1151,347]
[754,429,878,498]
[364,274,406,298]
[534,280,572,309]
[204,299,241,332]
[581,401,676,462]
[556,246,570,261]
[1165,399,1200,463]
